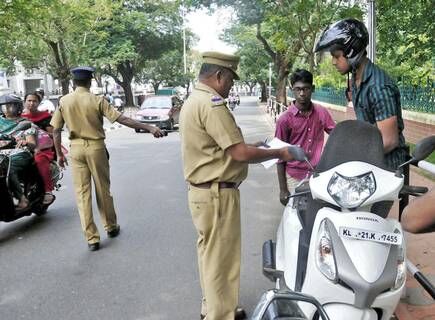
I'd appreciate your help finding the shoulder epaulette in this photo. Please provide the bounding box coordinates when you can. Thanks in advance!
[210,95,225,107]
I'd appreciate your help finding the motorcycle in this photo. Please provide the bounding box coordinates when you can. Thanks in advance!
[257,120,435,320]
[228,96,237,111]
[0,122,63,222]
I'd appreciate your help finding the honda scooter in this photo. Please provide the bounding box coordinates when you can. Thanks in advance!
[257,120,434,320]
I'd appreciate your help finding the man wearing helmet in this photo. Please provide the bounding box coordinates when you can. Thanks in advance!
[315,18,407,172]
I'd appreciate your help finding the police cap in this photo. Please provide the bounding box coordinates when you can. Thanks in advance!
[70,66,95,80]
[202,51,240,80]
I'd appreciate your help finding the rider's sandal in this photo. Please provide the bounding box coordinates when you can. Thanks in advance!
[42,193,55,205]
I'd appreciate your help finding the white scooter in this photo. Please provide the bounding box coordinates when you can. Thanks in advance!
[255,120,434,320]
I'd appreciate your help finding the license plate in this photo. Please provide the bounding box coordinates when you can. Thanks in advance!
[339,227,402,245]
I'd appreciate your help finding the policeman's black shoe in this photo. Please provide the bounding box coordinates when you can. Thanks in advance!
[107,225,120,238]
[235,307,247,320]
[88,242,100,251]
[200,307,246,320]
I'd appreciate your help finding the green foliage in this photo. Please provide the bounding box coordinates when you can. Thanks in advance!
[138,49,193,92]
[0,0,110,92]
[314,59,347,88]
[376,0,434,84]
[88,1,183,77]
[223,25,270,87]
[189,0,363,103]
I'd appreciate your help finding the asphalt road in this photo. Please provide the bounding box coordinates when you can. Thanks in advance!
[0,96,284,320]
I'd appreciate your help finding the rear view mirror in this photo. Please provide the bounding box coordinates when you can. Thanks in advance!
[287,145,306,162]
[412,136,435,162]
[251,290,330,320]
[10,120,32,133]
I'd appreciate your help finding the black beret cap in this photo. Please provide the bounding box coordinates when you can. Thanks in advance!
[70,66,95,80]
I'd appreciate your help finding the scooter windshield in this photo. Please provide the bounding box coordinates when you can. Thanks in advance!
[316,120,390,173]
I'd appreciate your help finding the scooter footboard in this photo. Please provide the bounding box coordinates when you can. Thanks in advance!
[322,304,377,320]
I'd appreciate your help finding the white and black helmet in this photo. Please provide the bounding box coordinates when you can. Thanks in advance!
[315,18,369,70]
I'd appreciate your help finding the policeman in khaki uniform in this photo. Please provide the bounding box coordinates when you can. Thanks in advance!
[51,66,164,251]
[180,52,297,320]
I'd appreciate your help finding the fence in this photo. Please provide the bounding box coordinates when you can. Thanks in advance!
[266,97,287,122]
[288,87,348,107]
[287,84,435,114]
[399,85,435,113]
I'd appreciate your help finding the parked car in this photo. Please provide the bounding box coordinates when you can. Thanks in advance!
[134,95,182,132]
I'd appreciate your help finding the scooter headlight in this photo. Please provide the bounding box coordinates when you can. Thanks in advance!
[393,237,406,290]
[315,220,337,282]
[327,171,376,209]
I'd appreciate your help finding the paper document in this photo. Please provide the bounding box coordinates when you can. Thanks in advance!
[260,137,292,169]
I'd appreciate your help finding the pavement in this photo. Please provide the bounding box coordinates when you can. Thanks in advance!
[259,101,435,320]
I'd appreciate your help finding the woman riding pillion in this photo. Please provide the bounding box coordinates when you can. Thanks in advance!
[22,92,56,205]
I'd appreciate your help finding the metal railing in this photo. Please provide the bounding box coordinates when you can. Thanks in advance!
[288,87,348,107]
[286,85,435,113]
[266,96,287,122]
[399,86,435,113]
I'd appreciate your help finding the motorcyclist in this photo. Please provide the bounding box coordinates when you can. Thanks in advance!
[314,18,408,218]
[228,92,237,110]
[314,18,407,172]
[0,94,37,211]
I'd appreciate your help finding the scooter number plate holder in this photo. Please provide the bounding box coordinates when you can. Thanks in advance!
[339,227,402,245]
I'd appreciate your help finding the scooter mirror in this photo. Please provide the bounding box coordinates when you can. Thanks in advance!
[412,135,435,162]
[251,290,331,320]
[10,121,32,133]
[287,145,306,162]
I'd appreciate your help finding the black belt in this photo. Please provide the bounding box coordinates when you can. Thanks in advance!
[190,181,239,189]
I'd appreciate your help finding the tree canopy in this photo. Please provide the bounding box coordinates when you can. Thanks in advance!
[376,0,434,85]
[189,0,362,103]
[0,0,432,103]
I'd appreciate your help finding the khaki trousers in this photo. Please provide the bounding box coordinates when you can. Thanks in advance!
[70,139,117,244]
[188,183,241,320]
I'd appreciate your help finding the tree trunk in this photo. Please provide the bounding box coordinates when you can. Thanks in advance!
[46,39,70,96]
[152,82,160,94]
[117,62,135,107]
[275,53,290,107]
[249,83,256,95]
[260,81,267,102]
[185,81,191,98]
[61,79,69,95]
[121,82,135,107]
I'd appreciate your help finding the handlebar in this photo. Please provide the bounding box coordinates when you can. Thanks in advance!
[400,185,429,197]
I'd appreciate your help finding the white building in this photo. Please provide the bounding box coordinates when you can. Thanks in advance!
[4,63,60,98]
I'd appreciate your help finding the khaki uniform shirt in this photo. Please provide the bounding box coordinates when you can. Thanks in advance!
[50,87,121,140]
[179,82,248,184]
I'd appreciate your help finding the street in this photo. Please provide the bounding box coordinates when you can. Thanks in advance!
[0,96,284,320]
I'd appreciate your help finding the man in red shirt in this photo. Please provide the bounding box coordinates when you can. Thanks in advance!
[275,69,335,205]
